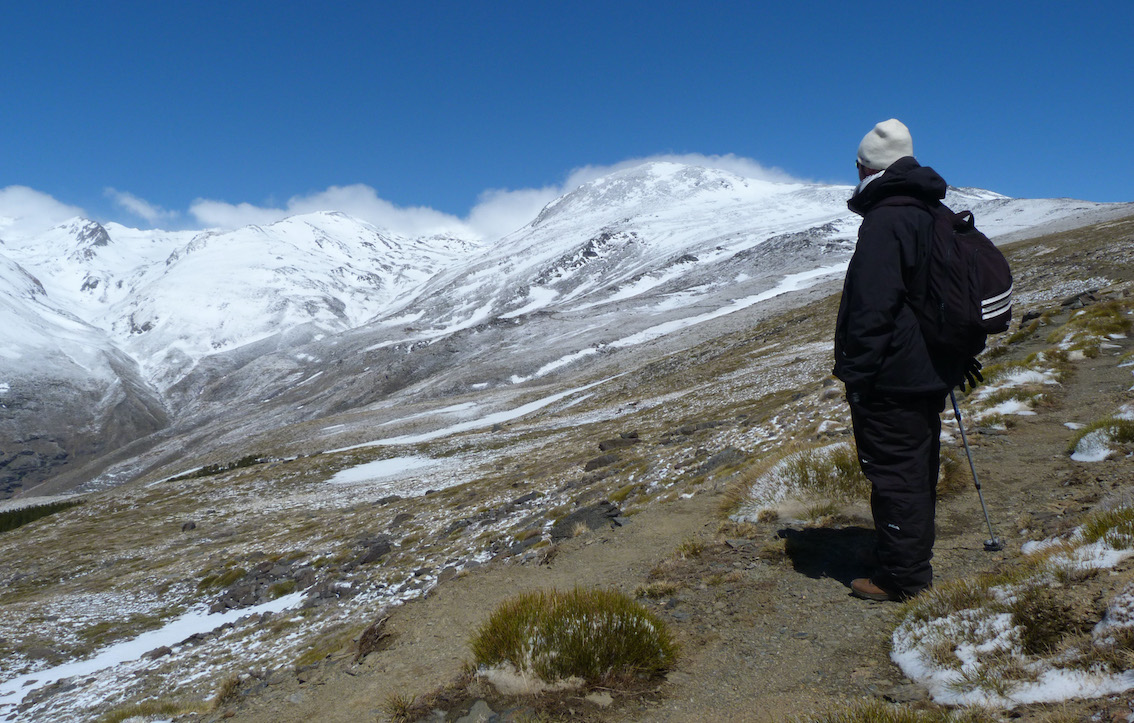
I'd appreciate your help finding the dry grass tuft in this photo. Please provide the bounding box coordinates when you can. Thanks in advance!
[797,699,998,722]
[675,537,705,559]
[469,587,678,685]
[723,442,869,521]
[1066,417,1134,458]
[1008,586,1077,656]
[899,578,999,625]
[382,692,417,722]
[210,673,242,710]
[95,699,205,723]
[1079,505,1134,548]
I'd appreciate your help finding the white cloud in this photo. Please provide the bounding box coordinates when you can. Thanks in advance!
[188,199,309,230]
[466,185,562,240]
[15,153,804,243]
[0,186,85,240]
[105,188,179,225]
[189,184,474,239]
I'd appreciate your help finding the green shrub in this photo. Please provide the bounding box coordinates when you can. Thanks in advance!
[470,587,678,685]
[170,454,273,482]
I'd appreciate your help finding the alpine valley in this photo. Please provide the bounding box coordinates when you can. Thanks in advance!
[1,162,1122,500]
[2,162,1134,723]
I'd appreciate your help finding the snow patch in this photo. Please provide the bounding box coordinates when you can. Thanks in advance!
[328,455,443,486]
[1070,429,1114,462]
[0,593,305,717]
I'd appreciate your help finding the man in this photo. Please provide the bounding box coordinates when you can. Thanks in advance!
[834,119,967,601]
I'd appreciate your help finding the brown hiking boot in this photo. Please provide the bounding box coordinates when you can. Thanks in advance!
[850,578,900,602]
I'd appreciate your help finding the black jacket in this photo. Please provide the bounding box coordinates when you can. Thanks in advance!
[833,156,965,395]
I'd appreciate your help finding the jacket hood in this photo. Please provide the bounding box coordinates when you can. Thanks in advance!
[848,156,948,216]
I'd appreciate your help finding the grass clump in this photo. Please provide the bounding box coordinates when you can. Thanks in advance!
[268,580,298,599]
[210,673,242,709]
[1008,586,1077,655]
[784,443,869,501]
[675,537,705,559]
[470,587,678,685]
[937,448,968,496]
[724,442,869,521]
[798,699,997,722]
[1078,505,1134,548]
[95,699,205,723]
[1004,319,1041,345]
[898,576,1009,626]
[1066,417,1134,457]
[894,504,1134,703]
[382,692,417,722]
[1045,300,1133,351]
[293,623,356,667]
[635,580,679,599]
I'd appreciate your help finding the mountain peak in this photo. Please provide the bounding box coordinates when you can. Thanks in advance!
[532,162,761,228]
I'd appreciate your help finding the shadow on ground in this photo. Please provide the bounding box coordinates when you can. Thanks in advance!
[778,526,876,587]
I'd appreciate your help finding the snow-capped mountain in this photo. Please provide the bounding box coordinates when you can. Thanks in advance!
[0,162,1128,497]
[0,252,167,497]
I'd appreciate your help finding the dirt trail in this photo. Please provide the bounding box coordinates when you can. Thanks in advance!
[222,313,1134,723]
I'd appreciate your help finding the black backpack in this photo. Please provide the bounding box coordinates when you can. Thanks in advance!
[878,197,1013,358]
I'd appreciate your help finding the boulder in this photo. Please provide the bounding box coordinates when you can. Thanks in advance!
[550,501,623,541]
[584,453,619,471]
[356,535,393,565]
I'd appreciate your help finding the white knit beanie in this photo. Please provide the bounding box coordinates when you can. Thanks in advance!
[857,119,913,171]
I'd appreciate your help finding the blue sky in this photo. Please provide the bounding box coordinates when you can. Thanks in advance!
[2,1,1131,238]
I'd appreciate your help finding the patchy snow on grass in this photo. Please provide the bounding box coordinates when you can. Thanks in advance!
[0,593,305,719]
[1095,583,1134,636]
[983,399,1038,417]
[729,441,858,521]
[892,513,1134,709]
[330,376,617,452]
[1070,429,1115,462]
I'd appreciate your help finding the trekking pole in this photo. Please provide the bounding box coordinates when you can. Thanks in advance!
[949,390,1003,552]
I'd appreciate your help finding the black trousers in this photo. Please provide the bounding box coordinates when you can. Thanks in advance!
[847,391,946,598]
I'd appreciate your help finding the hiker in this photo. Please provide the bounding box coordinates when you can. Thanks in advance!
[833,119,972,601]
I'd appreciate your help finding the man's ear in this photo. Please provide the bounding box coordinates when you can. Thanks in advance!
[857,162,880,181]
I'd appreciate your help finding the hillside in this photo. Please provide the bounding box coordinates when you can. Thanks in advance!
[2,163,1127,502]
[1,211,1132,721]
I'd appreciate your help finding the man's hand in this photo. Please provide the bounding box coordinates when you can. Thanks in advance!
[959,358,983,392]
